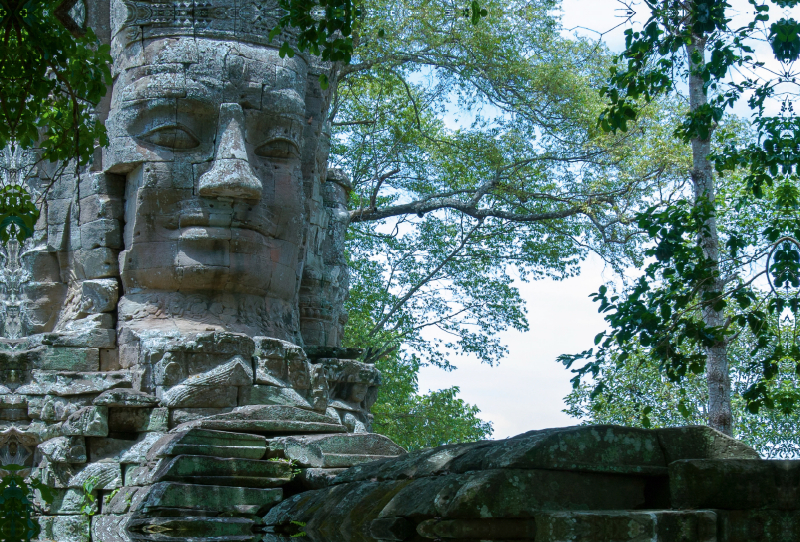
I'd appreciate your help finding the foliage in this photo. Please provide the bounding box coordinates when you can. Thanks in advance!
[562,0,800,433]
[0,0,111,242]
[0,465,52,542]
[79,476,97,516]
[336,0,693,373]
[367,350,493,450]
[269,0,487,86]
[564,305,800,457]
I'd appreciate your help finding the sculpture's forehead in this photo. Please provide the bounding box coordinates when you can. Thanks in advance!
[114,38,308,114]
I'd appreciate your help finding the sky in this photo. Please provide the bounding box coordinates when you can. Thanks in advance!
[415,0,795,440]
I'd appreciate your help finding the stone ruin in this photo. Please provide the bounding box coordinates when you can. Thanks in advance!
[0,1,797,542]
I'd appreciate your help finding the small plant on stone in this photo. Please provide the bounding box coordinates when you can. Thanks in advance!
[289,520,307,538]
[103,487,121,506]
[268,458,302,479]
[0,464,53,542]
[79,476,98,516]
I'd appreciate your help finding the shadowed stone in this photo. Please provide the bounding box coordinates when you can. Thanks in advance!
[150,454,293,487]
[271,433,405,468]
[177,405,347,434]
[126,517,257,541]
[93,389,159,407]
[18,371,131,396]
[134,482,282,515]
[671,459,800,510]
[146,428,267,460]
[36,515,91,542]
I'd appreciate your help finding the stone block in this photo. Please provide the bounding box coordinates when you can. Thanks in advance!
[38,348,100,372]
[68,461,122,490]
[169,407,235,426]
[238,383,314,409]
[135,482,282,515]
[29,395,94,422]
[102,486,146,515]
[18,370,131,396]
[38,437,87,464]
[100,348,121,371]
[80,279,119,313]
[34,515,90,542]
[437,468,650,517]
[90,515,134,542]
[297,467,347,490]
[81,219,122,250]
[78,194,123,224]
[150,454,293,487]
[449,425,668,476]
[657,426,761,462]
[178,405,347,434]
[717,510,800,542]
[78,172,125,198]
[108,407,168,432]
[33,488,96,516]
[270,433,405,468]
[94,388,159,407]
[77,247,120,279]
[671,459,800,510]
[62,406,109,437]
[147,428,267,460]
[124,462,154,486]
[160,355,252,407]
[40,329,117,349]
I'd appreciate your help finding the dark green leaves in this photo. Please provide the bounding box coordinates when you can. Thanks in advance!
[0,464,52,542]
[270,0,360,64]
[0,185,39,244]
[769,18,800,63]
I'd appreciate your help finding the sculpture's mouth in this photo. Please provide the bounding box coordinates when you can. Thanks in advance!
[163,213,272,245]
[177,226,268,244]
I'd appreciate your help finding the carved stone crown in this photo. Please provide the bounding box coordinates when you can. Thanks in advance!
[112,0,297,46]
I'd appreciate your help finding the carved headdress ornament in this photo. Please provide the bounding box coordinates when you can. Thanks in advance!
[112,0,297,46]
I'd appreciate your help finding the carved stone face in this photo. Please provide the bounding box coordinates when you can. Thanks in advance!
[106,37,312,337]
[347,382,370,404]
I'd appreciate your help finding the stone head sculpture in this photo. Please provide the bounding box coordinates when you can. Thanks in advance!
[104,0,335,344]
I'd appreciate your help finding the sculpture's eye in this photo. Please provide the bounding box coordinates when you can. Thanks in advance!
[139,126,200,150]
[254,138,300,159]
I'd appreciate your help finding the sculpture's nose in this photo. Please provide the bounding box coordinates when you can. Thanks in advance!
[198,103,262,201]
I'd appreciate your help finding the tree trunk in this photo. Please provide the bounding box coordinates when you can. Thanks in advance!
[686,38,732,436]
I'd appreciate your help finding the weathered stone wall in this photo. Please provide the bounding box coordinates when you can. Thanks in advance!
[266,425,800,542]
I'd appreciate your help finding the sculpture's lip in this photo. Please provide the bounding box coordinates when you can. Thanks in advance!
[177,226,269,243]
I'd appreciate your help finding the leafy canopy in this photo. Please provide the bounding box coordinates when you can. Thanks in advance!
[562,0,800,422]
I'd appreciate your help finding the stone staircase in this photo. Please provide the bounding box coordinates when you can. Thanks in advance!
[86,407,404,542]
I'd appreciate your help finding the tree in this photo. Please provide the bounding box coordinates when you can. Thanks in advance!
[564,300,800,457]
[563,0,800,436]
[0,0,111,242]
[332,0,695,446]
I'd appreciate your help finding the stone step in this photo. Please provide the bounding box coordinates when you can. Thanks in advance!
[177,405,346,434]
[150,454,293,488]
[133,482,282,516]
[125,516,256,541]
[335,425,759,484]
[412,510,717,541]
[270,432,405,468]
[147,428,267,460]
[670,459,800,510]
